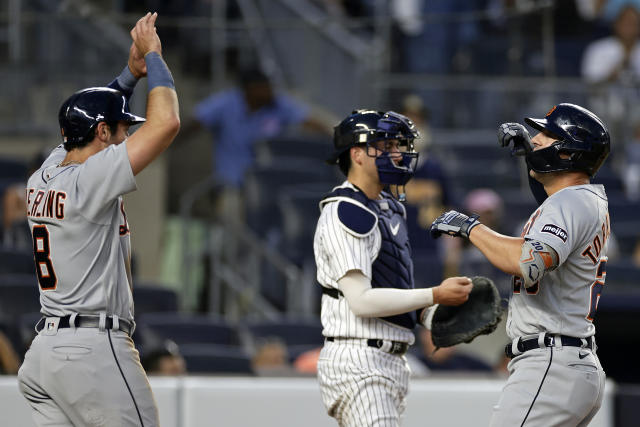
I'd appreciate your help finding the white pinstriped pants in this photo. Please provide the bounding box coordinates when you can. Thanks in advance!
[317,340,411,427]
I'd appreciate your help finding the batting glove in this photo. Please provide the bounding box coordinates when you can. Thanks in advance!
[498,122,533,156]
[430,210,481,239]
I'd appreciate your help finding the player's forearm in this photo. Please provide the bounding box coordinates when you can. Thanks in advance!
[469,224,523,276]
[126,50,180,175]
[339,271,433,318]
[127,87,179,175]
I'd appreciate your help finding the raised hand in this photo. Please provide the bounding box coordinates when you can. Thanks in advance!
[127,42,146,79]
[130,12,162,57]
[498,122,533,156]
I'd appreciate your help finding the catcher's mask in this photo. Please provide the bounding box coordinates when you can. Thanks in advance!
[524,103,610,177]
[59,87,146,150]
[328,110,419,200]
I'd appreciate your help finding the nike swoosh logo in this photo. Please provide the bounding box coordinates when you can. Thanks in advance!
[578,352,589,359]
[390,222,400,236]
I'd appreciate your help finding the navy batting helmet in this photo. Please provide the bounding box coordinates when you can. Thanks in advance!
[524,103,610,176]
[327,109,419,185]
[58,87,146,148]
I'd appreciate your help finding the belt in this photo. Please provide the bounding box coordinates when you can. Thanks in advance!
[36,315,134,336]
[505,333,595,359]
[326,337,409,356]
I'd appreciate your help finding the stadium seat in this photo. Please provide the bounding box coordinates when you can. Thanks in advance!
[0,283,40,323]
[0,157,27,182]
[136,312,240,348]
[244,158,338,235]
[256,135,332,164]
[0,273,38,287]
[0,249,35,275]
[132,283,179,315]
[178,343,253,375]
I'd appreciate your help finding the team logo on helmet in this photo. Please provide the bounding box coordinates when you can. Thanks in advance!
[545,106,557,117]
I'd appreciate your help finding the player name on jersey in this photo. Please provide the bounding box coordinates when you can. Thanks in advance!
[26,188,66,219]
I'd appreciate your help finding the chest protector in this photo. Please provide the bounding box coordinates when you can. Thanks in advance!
[321,186,416,329]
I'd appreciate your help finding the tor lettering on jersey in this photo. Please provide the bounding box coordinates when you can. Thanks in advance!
[541,224,567,242]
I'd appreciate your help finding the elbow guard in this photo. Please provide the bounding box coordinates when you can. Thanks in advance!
[519,239,559,288]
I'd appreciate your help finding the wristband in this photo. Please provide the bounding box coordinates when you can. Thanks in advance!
[145,52,175,90]
[117,65,139,93]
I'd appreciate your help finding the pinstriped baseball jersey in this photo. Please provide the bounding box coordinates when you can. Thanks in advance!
[507,184,609,340]
[26,142,137,321]
[314,181,415,344]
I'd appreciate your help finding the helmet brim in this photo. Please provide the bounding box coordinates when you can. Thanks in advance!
[524,117,547,133]
[121,112,146,125]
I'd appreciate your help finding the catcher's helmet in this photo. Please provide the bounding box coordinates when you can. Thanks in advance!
[327,109,419,186]
[58,87,146,147]
[524,103,610,176]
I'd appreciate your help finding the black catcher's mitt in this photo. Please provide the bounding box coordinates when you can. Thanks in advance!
[430,276,503,349]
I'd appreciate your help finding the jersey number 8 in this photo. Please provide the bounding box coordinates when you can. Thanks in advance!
[32,225,57,290]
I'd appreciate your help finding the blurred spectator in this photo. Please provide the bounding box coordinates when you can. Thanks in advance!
[186,67,329,222]
[0,330,20,375]
[581,5,640,144]
[416,329,492,372]
[142,341,187,376]
[621,119,640,200]
[598,0,640,23]
[293,347,321,374]
[251,337,296,376]
[2,184,30,250]
[1,150,48,250]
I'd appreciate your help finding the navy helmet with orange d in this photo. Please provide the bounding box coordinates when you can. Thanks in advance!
[59,87,146,150]
[524,103,610,177]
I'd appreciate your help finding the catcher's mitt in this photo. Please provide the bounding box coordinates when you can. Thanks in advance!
[430,276,503,349]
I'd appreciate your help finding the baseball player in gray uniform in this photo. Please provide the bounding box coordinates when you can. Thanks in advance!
[431,103,610,427]
[17,13,179,427]
[314,109,473,427]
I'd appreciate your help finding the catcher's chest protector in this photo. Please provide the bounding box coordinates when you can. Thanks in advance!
[322,187,416,329]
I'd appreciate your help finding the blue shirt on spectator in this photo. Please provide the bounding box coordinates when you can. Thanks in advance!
[194,88,309,187]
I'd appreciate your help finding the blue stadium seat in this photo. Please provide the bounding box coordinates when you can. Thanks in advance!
[132,283,179,315]
[178,343,253,375]
[257,135,333,163]
[0,157,27,182]
[136,312,239,348]
[0,249,35,275]
[244,158,338,236]
[0,283,40,323]
[0,273,38,287]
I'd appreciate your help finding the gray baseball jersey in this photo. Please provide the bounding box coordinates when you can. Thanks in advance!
[26,143,136,321]
[491,184,608,427]
[18,142,159,426]
[314,181,413,426]
[506,184,609,339]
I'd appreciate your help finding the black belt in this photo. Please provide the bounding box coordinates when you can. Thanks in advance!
[505,334,594,359]
[321,287,344,299]
[326,337,409,356]
[36,315,134,336]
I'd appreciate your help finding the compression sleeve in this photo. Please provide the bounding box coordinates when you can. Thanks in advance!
[338,270,434,318]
